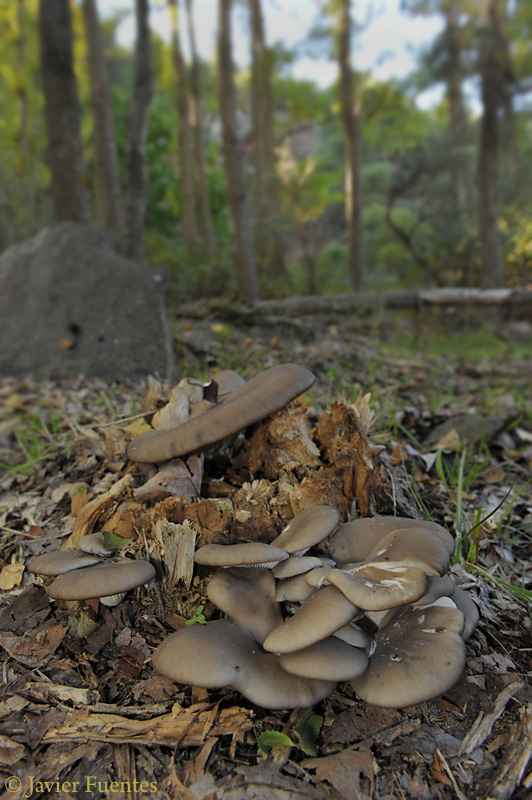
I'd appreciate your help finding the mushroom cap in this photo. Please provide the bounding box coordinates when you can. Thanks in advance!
[46,560,156,600]
[357,528,452,577]
[76,532,117,558]
[127,363,315,463]
[328,516,455,566]
[275,573,317,603]
[194,542,289,568]
[332,622,372,649]
[263,584,359,654]
[413,574,456,607]
[450,586,480,641]
[28,550,102,576]
[271,506,340,554]
[279,636,369,681]
[326,565,428,611]
[350,602,467,708]
[152,619,335,709]
[211,369,245,398]
[207,567,283,644]
[272,556,327,579]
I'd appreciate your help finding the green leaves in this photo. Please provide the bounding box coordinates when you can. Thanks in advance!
[185,604,207,626]
[258,714,324,758]
[102,532,131,550]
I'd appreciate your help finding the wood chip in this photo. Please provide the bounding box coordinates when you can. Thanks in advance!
[458,681,523,756]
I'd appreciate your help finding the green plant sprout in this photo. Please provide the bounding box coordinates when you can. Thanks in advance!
[258,714,324,758]
[185,605,207,626]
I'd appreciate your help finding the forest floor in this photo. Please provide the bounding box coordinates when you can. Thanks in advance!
[1,306,532,800]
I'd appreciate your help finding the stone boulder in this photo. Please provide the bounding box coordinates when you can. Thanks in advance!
[0,223,173,380]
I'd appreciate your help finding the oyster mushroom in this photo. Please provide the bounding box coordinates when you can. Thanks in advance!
[127,363,315,463]
[46,560,155,606]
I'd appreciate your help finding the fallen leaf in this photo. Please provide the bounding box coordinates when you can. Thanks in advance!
[303,742,374,800]
[0,562,25,590]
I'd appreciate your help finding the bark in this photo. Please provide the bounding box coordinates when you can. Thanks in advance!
[39,0,90,223]
[336,0,363,293]
[178,288,532,319]
[82,0,124,235]
[217,0,260,301]
[169,0,198,251]
[478,0,504,288]
[124,0,154,262]
[442,1,473,217]
[249,0,285,284]
[184,0,215,255]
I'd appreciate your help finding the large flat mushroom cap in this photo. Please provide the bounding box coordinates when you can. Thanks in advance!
[235,652,337,709]
[127,363,315,463]
[271,506,340,554]
[279,636,369,682]
[326,565,428,611]
[28,550,102,576]
[351,603,467,708]
[451,586,480,641]
[47,560,155,600]
[359,528,452,577]
[328,516,455,566]
[263,584,359,654]
[194,542,289,568]
[152,619,335,708]
[152,620,257,689]
[207,567,283,643]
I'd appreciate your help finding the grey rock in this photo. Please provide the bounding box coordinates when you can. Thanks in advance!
[0,223,173,380]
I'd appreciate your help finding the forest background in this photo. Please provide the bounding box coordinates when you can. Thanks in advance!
[1,0,531,303]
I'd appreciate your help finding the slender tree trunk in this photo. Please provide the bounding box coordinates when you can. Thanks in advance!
[184,0,215,255]
[17,0,28,157]
[169,0,198,251]
[39,0,90,223]
[217,0,260,301]
[124,0,154,262]
[478,0,504,287]
[82,0,124,235]
[336,0,363,293]
[443,1,473,217]
[249,0,285,285]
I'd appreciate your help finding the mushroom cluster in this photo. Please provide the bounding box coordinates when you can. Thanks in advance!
[152,509,479,709]
[28,532,155,606]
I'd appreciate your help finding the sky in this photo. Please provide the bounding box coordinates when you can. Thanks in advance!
[100,0,445,109]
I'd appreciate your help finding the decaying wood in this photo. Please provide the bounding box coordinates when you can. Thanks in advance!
[458,681,524,755]
[65,473,135,548]
[178,287,532,320]
[153,518,198,590]
[484,703,532,800]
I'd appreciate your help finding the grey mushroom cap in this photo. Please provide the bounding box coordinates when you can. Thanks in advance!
[207,567,283,644]
[152,619,336,709]
[413,574,456,607]
[280,635,369,681]
[127,363,315,463]
[76,532,117,558]
[357,527,452,577]
[275,573,317,603]
[450,586,480,641]
[28,550,102,576]
[263,584,360,654]
[350,602,467,708]
[272,556,327,579]
[211,369,246,398]
[271,506,340,555]
[332,622,372,649]
[194,542,289,568]
[328,516,455,567]
[326,565,428,611]
[47,560,156,600]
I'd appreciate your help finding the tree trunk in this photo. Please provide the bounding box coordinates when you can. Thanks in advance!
[443,1,473,218]
[217,0,260,301]
[184,0,215,255]
[478,0,504,288]
[124,0,154,262]
[39,0,90,223]
[82,0,124,236]
[169,0,198,251]
[336,0,363,293]
[249,0,285,285]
